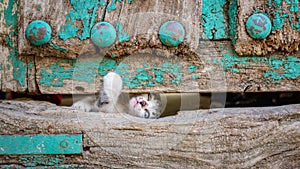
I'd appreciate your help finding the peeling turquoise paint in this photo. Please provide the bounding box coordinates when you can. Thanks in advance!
[188,65,197,73]
[228,0,237,44]
[202,0,228,39]
[115,21,130,43]
[117,62,184,88]
[289,0,299,12]
[98,59,117,76]
[19,156,63,167]
[6,64,10,70]
[3,0,18,29]
[40,57,190,89]
[107,0,118,13]
[272,10,289,31]
[132,68,154,87]
[274,0,282,8]
[264,56,300,82]
[266,0,300,32]
[213,47,300,83]
[296,16,300,31]
[192,76,199,80]
[158,62,183,85]
[40,59,107,87]
[1,163,84,169]
[40,59,118,87]
[54,164,84,168]
[268,0,299,12]
[213,49,247,73]
[58,0,134,41]
[0,165,21,169]
[3,0,28,88]
[0,135,82,155]
[107,0,133,13]
[37,5,42,11]
[58,0,107,41]
[49,43,68,54]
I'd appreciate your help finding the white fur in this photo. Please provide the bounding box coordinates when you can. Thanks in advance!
[72,96,98,112]
[98,72,123,113]
[103,72,122,103]
[72,72,162,119]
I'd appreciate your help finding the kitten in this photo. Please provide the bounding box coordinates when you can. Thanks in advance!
[72,72,162,119]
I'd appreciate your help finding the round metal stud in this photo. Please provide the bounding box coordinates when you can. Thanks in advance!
[91,22,117,47]
[60,140,69,149]
[246,13,272,39]
[159,21,185,47]
[26,20,52,46]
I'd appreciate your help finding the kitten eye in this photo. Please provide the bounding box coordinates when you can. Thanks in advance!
[140,100,147,107]
[100,101,109,105]
[144,109,150,118]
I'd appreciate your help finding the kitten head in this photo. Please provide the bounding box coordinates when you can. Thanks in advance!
[129,93,161,119]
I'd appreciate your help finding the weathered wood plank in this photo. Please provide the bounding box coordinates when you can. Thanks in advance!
[0,0,28,92]
[105,0,201,56]
[18,0,108,58]
[32,0,299,94]
[234,0,300,55]
[35,41,300,94]
[1,0,300,94]
[0,100,299,168]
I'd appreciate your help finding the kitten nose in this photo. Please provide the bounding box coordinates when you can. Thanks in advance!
[140,101,147,107]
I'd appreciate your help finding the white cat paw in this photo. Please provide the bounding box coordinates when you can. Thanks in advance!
[72,101,94,112]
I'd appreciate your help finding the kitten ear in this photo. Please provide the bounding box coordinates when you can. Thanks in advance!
[147,93,152,101]
[148,93,157,101]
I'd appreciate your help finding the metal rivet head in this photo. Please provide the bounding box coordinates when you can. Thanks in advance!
[246,13,272,39]
[26,20,52,46]
[159,21,185,47]
[91,22,116,47]
[60,140,69,149]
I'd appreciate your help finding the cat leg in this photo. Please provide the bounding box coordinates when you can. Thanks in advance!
[95,72,123,113]
[72,96,98,112]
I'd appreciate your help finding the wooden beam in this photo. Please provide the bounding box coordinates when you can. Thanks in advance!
[0,100,299,168]
[1,0,299,94]
[35,41,300,94]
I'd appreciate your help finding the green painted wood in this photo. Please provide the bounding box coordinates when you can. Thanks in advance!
[202,0,228,39]
[0,134,82,155]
